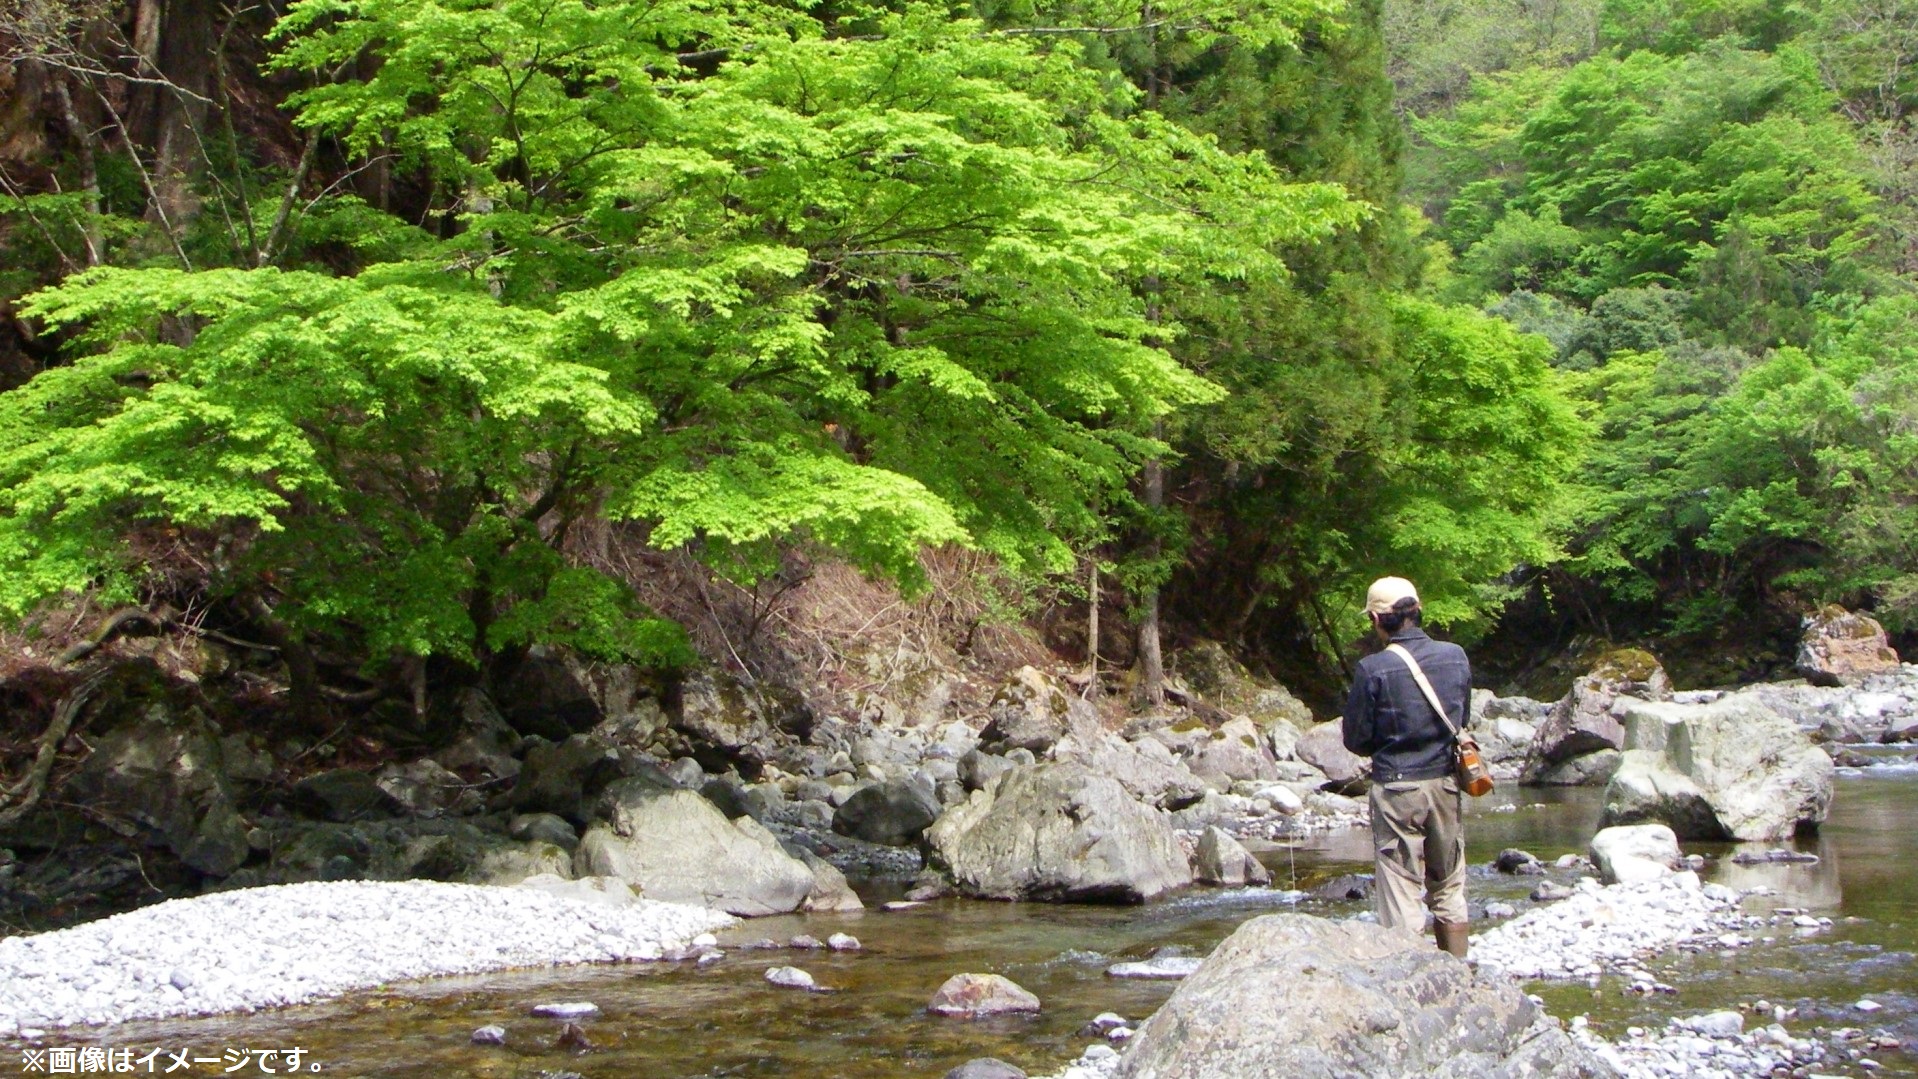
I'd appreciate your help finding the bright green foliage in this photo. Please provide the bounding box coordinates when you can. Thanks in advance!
[0,0,1361,673]
[1560,304,1918,632]
[1393,0,1918,646]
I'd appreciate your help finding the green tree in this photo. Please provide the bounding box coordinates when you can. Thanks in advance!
[0,0,1358,698]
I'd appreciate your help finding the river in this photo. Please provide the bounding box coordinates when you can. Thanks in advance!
[30,761,1918,1078]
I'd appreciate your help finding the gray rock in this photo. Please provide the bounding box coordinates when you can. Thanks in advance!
[66,683,250,877]
[944,1059,1027,1079]
[1601,697,1835,840]
[530,1001,599,1019]
[1048,728,1205,810]
[927,973,1041,1017]
[506,734,628,823]
[1194,826,1272,887]
[376,758,478,818]
[1183,718,1280,786]
[765,966,816,989]
[575,786,816,916]
[1471,714,1541,780]
[978,667,1086,754]
[1797,606,1902,686]
[926,762,1192,902]
[291,769,402,823]
[1589,824,1681,884]
[1524,649,1671,784]
[435,689,522,782]
[1112,914,1616,1079]
[1677,1011,1745,1038]
[669,669,808,777]
[832,778,942,846]
[787,845,865,913]
[471,1025,507,1045]
[1530,880,1574,902]
[958,749,1016,793]
[1526,749,1622,787]
[508,812,580,851]
[1294,723,1368,792]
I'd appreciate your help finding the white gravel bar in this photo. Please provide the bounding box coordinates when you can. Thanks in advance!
[1470,870,1746,980]
[0,880,734,1036]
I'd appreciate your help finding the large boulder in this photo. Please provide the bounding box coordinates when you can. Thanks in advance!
[1176,641,1315,726]
[665,669,809,779]
[1797,605,1902,686]
[1182,717,1280,787]
[66,687,250,877]
[978,667,1089,755]
[1114,914,1614,1079]
[832,778,942,846]
[1048,728,1206,810]
[1471,713,1541,782]
[506,734,629,824]
[436,689,523,783]
[1294,723,1368,793]
[1599,697,1835,840]
[925,762,1192,902]
[1194,826,1271,887]
[574,783,817,916]
[1523,649,1672,785]
[495,647,603,740]
[786,846,865,913]
[1589,824,1681,885]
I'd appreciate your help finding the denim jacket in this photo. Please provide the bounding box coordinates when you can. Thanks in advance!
[1341,627,1472,783]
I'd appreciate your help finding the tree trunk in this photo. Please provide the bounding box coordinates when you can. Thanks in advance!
[127,0,217,236]
[1085,553,1101,695]
[1139,417,1166,707]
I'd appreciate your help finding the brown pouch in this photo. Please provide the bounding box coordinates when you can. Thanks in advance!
[1454,734,1494,798]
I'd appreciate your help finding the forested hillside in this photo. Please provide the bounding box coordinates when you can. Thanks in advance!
[0,0,1911,715]
[1387,0,1918,681]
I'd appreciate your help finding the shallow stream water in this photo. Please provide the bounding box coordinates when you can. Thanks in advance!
[24,761,1918,1078]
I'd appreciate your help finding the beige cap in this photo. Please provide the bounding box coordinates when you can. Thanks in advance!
[1364,576,1420,616]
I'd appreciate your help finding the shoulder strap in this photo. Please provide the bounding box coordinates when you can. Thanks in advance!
[1385,643,1463,740]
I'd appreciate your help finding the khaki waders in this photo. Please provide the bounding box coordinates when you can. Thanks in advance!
[1369,775,1469,956]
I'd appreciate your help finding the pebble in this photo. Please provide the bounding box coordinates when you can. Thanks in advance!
[1855,1000,1884,1013]
[531,1002,600,1019]
[791,935,824,949]
[882,901,926,911]
[470,1025,507,1045]
[765,966,816,989]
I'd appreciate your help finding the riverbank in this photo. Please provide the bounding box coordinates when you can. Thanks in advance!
[0,880,732,1037]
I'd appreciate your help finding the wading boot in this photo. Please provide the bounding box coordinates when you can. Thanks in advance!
[1434,919,1469,959]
